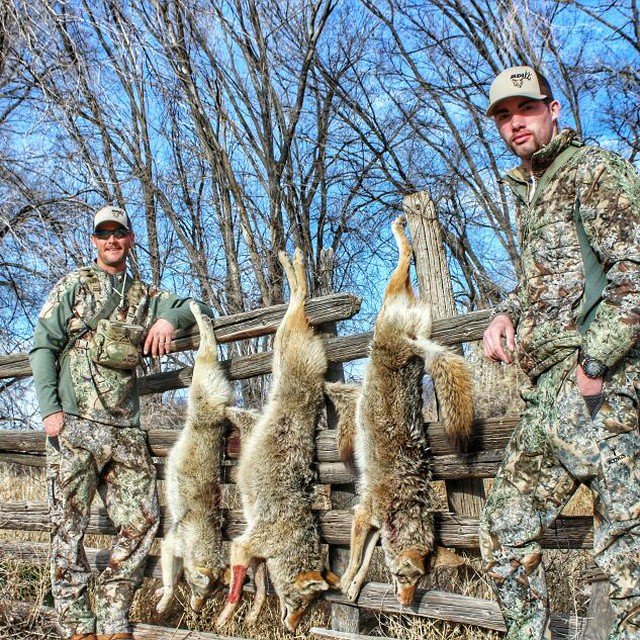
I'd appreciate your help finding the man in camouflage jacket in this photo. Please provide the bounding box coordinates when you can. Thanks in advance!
[480,66,640,640]
[29,206,209,640]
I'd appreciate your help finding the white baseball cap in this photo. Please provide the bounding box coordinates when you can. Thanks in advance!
[93,205,131,231]
[486,65,553,117]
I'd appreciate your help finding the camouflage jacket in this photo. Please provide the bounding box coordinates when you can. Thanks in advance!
[29,263,203,427]
[496,129,640,379]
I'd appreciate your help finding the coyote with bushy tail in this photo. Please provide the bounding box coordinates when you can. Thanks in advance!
[339,216,473,605]
[156,302,248,613]
[215,249,339,633]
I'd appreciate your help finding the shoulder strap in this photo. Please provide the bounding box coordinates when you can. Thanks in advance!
[60,283,122,360]
[529,143,582,210]
[85,288,122,331]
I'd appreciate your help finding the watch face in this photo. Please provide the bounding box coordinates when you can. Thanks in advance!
[583,357,606,379]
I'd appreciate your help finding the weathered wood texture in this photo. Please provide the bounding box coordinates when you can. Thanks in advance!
[0,502,595,549]
[0,446,508,483]
[0,293,361,380]
[0,417,517,481]
[0,415,519,458]
[310,629,393,640]
[581,580,616,640]
[404,192,457,318]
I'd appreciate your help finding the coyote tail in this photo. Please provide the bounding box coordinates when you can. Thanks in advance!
[387,216,474,448]
[425,346,474,449]
[324,382,360,466]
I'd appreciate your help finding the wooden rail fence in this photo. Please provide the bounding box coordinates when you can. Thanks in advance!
[0,292,597,639]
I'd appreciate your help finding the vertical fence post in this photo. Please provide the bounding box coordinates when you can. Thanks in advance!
[318,248,361,633]
[403,191,486,517]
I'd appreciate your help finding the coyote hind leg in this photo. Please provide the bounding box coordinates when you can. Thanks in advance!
[340,503,379,602]
[244,558,268,626]
[278,248,307,307]
[215,538,252,629]
[156,530,183,613]
[189,300,217,355]
[383,216,414,303]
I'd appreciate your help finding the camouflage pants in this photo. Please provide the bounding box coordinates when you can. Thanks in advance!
[480,353,640,640]
[46,415,159,638]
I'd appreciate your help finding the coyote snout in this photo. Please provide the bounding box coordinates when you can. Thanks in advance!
[389,548,425,606]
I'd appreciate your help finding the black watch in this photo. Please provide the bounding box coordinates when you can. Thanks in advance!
[578,351,608,379]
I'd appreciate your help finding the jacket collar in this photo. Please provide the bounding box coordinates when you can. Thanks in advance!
[503,128,581,185]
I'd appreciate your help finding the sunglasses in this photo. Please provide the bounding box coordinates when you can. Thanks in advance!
[93,228,130,240]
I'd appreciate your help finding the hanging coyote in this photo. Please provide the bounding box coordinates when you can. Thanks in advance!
[215,249,339,632]
[339,216,474,606]
[156,301,238,613]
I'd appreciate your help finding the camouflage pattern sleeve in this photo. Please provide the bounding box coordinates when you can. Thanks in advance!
[28,275,79,419]
[146,290,213,331]
[492,289,522,328]
[578,149,640,368]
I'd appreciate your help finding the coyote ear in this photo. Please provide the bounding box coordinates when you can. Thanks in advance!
[399,548,425,573]
[429,546,465,569]
[323,569,341,590]
[294,570,329,592]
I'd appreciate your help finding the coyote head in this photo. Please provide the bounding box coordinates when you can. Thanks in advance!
[185,565,230,611]
[386,548,426,606]
[278,569,340,632]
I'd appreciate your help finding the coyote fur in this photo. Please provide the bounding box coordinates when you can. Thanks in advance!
[156,302,247,613]
[339,216,474,606]
[216,249,339,632]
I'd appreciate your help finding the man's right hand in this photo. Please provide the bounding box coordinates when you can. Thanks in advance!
[483,314,516,364]
[43,411,65,437]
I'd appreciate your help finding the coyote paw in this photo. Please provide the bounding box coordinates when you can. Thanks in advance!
[244,608,260,627]
[346,578,364,602]
[215,601,236,630]
[340,573,362,602]
[155,586,173,613]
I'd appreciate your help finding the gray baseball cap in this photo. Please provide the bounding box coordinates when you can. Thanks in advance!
[486,65,553,117]
[93,205,131,231]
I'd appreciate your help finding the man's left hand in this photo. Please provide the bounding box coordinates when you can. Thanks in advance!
[144,319,175,357]
[576,364,604,396]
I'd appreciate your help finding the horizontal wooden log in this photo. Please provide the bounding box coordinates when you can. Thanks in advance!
[0,293,361,380]
[310,629,393,640]
[137,309,491,391]
[0,502,594,549]
[0,449,503,484]
[320,588,584,638]
[2,544,583,637]
[134,623,252,640]
[0,415,519,462]
[1,309,490,393]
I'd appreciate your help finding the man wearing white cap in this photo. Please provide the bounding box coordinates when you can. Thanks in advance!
[29,205,211,640]
[479,66,640,639]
